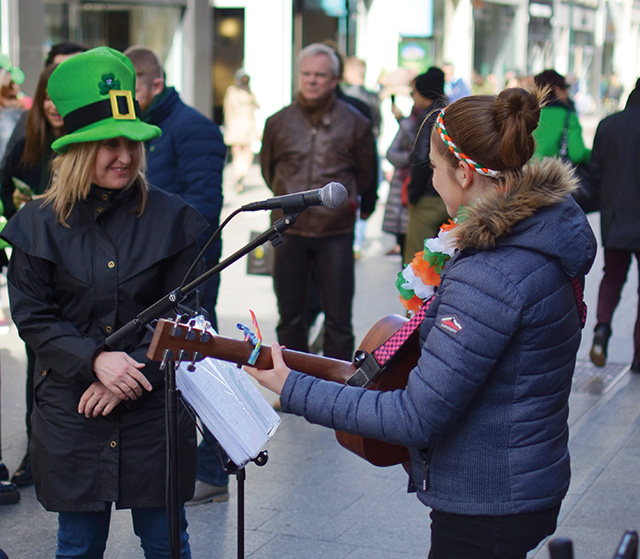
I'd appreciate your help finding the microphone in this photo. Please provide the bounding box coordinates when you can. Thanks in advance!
[240,182,348,212]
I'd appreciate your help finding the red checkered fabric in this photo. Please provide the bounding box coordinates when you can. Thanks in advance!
[373,295,435,366]
[570,276,587,329]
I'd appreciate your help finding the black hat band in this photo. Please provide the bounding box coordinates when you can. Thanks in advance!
[63,90,141,134]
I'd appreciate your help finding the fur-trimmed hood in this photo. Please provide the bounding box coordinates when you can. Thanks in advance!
[454,157,596,278]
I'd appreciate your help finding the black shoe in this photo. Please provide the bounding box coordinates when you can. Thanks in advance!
[0,462,9,481]
[11,454,33,487]
[631,362,640,374]
[589,323,611,367]
[0,480,20,505]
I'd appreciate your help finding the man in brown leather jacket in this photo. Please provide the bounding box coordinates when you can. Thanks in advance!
[260,42,376,360]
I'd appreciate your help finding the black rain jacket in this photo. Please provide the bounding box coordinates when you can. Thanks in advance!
[1,182,207,511]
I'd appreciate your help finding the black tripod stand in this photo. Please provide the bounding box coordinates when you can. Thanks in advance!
[107,213,299,559]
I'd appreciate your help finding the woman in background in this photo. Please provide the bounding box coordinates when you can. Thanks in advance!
[0,63,65,488]
[223,69,259,192]
[1,63,64,217]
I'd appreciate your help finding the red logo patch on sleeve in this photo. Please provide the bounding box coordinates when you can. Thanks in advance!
[439,315,463,334]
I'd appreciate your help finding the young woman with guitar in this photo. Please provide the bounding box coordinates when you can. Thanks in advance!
[245,87,598,559]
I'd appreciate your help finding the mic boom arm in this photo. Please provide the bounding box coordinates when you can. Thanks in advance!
[105,213,300,347]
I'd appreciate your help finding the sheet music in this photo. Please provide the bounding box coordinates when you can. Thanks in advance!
[176,355,281,468]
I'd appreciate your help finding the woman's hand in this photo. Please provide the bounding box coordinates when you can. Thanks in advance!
[78,381,122,418]
[244,342,291,395]
[93,351,152,400]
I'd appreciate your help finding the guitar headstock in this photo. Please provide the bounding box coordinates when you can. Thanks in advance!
[147,318,266,369]
[147,319,212,363]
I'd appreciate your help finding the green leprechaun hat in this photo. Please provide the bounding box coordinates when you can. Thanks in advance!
[48,46,161,153]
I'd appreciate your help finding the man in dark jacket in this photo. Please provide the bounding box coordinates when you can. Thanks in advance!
[588,78,640,373]
[404,67,449,263]
[125,46,229,505]
[260,42,376,361]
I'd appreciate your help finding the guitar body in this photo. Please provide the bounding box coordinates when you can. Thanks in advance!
[335,315,420,467]
[147,313,422,468]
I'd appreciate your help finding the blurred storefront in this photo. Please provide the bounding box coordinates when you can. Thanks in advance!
[1,0,639,127]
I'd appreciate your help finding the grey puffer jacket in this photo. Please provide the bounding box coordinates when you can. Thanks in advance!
[280,159,597,516]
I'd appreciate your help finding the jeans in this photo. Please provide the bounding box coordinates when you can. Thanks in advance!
[273,232,355,361]
[56,505,191,559]
[596,248,640,362]
[196,425,229,485]
[428,505,561,559]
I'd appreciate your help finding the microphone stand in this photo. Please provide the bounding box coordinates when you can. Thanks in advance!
[106,213,299,559]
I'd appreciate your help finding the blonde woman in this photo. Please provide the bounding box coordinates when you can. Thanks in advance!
[1,47,206,557]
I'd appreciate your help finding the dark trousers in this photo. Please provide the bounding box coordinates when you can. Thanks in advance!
[596,248,640,362]
[428,505,561,559]
[273,233,355,361]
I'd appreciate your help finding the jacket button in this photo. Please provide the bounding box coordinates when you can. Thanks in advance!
[106,326,112,333]
[96,206,104,213]
[102,194,108,201]
[108,261,115,268]
[41,369,47,376]
[110,441,117,448]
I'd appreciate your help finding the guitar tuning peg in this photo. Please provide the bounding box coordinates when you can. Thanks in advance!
[199,331,211,343]
[160,348,174,371]
[176,349,188,365]
[186,351,203,372]
[185,326,196,341]
[170,325,183,338]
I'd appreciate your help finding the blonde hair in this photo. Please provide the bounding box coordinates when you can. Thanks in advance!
[41,140,148,226]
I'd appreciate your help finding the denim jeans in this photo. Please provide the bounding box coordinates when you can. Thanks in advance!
[56,505,191,559]
[428,505,561,559]
[196,424,229,485]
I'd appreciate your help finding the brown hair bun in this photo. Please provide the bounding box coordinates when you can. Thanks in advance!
[493,87,542,169]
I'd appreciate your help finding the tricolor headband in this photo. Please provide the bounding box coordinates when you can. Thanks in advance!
[436,108,501,178]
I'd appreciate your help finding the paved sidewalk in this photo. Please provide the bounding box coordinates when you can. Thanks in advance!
[1,163,639,558]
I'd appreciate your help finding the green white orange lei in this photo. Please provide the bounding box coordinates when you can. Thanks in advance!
[396,217,460,314]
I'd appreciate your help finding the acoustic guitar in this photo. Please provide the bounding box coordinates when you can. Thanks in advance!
[147,315,420,467]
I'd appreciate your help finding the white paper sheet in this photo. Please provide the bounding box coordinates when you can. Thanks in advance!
[176,354,281,468]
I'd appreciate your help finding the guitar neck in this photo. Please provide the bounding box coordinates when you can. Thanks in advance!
[147,319,356,384]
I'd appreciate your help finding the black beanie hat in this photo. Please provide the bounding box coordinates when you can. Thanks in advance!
[414,67,445,100]
[534,69,568,90]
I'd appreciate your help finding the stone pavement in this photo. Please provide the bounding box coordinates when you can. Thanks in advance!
[1,161,639,559]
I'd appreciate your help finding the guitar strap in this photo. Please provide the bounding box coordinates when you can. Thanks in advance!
[570,275,587,329]
[346,296,434,387]
[373,295,433,366]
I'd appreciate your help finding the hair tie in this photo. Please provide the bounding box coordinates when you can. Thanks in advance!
[436,108,501,178]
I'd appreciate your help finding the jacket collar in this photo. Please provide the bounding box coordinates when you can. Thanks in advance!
[144,86,179,125]
[452,158,596,277]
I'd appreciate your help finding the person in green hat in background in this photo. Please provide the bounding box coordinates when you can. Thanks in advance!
[0,53,30,163]
[0,46,206,558]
